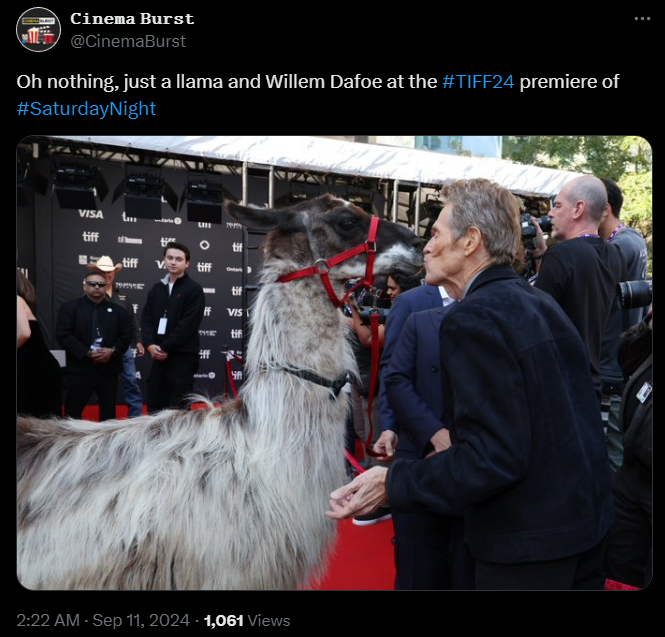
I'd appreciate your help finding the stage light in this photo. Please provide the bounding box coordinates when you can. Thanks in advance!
[274,182,321,207]
[183,179,223,224]
[53,162,108,209]
[17,156,48,208]
[124,173,163,219]
[112,169,178,220]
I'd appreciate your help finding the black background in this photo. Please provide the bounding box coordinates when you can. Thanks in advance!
[14,2,654,616]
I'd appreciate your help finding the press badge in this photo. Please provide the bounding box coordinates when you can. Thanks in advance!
[158,317,168,335]
[636,381,652,404]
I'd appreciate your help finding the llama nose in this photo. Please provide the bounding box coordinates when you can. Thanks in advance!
[410,235,426,251]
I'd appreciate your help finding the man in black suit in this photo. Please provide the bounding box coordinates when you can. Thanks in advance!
[372,283,474,589]
[56,271,132,421]
[140,242,205,412]
[381,303,475,590]
[328,178,614,590]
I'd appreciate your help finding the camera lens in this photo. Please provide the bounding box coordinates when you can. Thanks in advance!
[617,280,652,309]
[537,215,553,233]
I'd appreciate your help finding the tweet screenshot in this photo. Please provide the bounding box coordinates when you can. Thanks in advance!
[15,4,654,620]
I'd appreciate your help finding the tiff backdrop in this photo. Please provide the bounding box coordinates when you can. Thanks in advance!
[18,156,385,406]
[22,157,277,401]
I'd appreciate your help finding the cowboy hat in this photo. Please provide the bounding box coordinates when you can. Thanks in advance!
[86,256,123,272]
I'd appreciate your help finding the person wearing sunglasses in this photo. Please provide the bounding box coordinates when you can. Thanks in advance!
[55,271,133,421]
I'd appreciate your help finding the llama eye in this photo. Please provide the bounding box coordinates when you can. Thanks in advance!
[338,218,357,231]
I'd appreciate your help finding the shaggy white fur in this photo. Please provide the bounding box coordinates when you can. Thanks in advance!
[17,195,422,590]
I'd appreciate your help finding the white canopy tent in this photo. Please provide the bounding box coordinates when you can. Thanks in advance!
[48,135,579,198]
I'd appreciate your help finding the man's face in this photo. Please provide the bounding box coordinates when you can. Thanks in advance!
[164,248,189,278]
[102,270,116,288]
[597,204,612,236]
[423,204,466,287]
[549,185,577,241]
[83,275,107,302]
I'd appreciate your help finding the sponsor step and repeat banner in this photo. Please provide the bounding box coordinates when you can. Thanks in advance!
[28,158,255,402]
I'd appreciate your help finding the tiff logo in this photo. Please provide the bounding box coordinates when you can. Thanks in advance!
[122,257,139,268]
[231,329,243,339]
[232,242,243,253]
[203,307,212,316]
[160,237,177,247]
[197,262,212,273]
[231,286,242,296]
[198,222,212,229]
[122,211,137,223]
[82,231,99,242]
[232,371,243,381]
[132,303,139,313]
[199,349,211,360]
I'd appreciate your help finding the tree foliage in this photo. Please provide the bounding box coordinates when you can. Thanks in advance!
[503,136,652,274]
[620,170,652,275]
[502,136,652,182]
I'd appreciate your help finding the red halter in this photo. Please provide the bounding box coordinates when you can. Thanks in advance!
[276,216,379,307]
[277,216,384,458]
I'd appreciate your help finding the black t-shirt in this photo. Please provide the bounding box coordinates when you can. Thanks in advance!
[535,237,623,396]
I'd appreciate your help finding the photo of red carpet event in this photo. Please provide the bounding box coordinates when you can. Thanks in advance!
[17,135,651,591]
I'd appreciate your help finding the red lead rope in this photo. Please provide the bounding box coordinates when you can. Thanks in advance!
[363,310,382,458]
[342,309,382,472]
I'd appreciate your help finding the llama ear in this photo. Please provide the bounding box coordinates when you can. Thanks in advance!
[225,202,293,231]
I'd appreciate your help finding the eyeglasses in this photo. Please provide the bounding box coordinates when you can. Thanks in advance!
[85,281,107,288]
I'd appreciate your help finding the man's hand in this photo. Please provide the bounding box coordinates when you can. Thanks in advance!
[373,430,398,462]
[326,466,389,521]
[148,344,168,361]
[136,342,146,357]
[427,427,452,457]
[88,347,113,365]
[530,216,547,256]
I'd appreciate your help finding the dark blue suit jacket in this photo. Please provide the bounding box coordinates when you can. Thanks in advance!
[379,285,447,449]
[384,307,453,458]
[387,265,614,564]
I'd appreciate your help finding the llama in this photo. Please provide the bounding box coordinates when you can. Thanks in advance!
[17,194,423,590]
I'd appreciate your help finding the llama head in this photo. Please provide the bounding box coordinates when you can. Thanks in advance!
[226,194,423,281]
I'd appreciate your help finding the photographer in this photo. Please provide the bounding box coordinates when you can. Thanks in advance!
[605,308,652,588]
[347,285,387,349]
[532,175,624,401]
[344,278,391,525]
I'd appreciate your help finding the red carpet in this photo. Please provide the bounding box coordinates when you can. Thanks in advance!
[313,518,395,590]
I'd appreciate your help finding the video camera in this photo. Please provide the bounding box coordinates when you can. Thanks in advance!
[519,213,553,281]
[617,280,652,310]
[520,213,552,240]
[341,278,390,324]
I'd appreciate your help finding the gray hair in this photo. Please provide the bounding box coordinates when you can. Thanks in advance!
[442,179,522,266]
[562,175,608,224]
